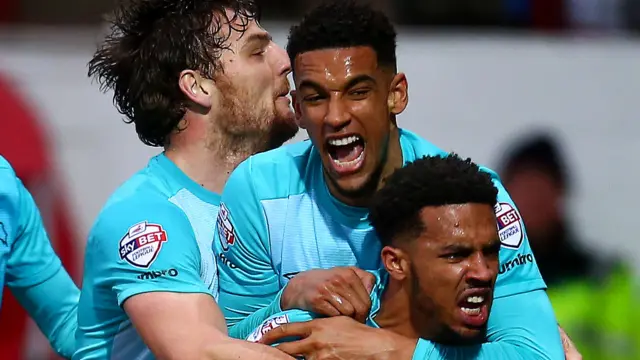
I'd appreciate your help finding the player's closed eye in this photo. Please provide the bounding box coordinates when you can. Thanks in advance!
[303,94,325,103]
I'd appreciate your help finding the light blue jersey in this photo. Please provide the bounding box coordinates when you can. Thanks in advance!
[74,153,220,360]
[0,155,79,358]
[248,270,564,359]
[245,270,387,343]
[215,129,550,342]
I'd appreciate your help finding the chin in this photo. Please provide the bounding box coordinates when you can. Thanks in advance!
[329,173,377,201]
[452,326,486,345]
[267,115,298,150]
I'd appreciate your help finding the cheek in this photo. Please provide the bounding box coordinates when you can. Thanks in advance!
[300,106,325,131]
[418,265,461,302]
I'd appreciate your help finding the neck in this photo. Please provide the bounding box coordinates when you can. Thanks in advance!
[373,279,420,339]
[331,127,404,208]
[165,117,261,194]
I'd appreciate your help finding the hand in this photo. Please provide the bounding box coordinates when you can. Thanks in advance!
[260,316,416,360]
[558,325,582,360]
[280,267,375,322]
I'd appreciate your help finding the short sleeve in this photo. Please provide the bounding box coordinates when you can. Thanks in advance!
[88,196,212,306]
[484,167,547,298]
[6,176,61,288]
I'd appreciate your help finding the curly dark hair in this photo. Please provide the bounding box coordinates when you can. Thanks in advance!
[286,0,397,71]
[369,154,499,247]
[88,0,260,147]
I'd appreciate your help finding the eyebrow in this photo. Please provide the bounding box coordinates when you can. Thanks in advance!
[297,74,377,92]
[440,243,472,252]
[241,32,272,50]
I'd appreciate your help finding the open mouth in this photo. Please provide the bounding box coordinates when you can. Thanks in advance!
[457,289,491,328]
[326,135,366,174]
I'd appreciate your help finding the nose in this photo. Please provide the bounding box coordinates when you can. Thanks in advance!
[467,254,495,286]
[271,42,291,77]
[323,97,350,130]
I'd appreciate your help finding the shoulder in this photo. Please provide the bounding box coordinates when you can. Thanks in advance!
[399,129,448,159]
[225,140,314,200]
[89,173,194,253]
[0,155,19,197]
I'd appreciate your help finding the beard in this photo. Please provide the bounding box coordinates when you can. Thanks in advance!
[213,76,298,155]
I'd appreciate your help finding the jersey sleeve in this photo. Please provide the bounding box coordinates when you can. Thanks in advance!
[246,309,317,343]
[88,196,212,306]
[6,175,80,358]
[483,167,547,298]
[214,158,283,338]
[411,289,564,359]
[6,176,63,288]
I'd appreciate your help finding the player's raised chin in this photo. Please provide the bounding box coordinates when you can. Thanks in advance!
[291,45,408,206]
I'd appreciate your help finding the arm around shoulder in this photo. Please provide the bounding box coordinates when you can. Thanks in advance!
[124,291,293,360]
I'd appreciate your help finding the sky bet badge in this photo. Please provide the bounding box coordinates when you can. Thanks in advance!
[119,221,168,268]
[495,202,523,249]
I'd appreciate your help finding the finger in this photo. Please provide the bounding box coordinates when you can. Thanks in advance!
[324,289,356,317]
[260,322,314,345]
[276,338,317,357]
[343,268,373,321]
[558,326,582,360]
[352,267,376,293]
[311,298,343,317]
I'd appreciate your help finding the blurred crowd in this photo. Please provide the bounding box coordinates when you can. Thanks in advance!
[0,0,639,33]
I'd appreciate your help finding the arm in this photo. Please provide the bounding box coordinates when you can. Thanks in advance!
[411,290,564,359]
[125,292,293,360]
[247,309,318,343]
[260,291,563,360]
[93,197,291,360]
[6,176,79,358]
[214,159,283,339]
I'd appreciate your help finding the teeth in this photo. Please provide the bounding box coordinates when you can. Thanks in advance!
[328,136,359,146]
[467,296,484,304]
[333,149,364,167]
[461,307,481,316]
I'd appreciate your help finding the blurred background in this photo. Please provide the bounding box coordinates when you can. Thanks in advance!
[0,0,638,359]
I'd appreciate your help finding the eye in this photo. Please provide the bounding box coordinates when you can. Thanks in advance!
[442,252,464,262]
[252,49,265,57]
[303,94,325,104]
[349,88,370,99]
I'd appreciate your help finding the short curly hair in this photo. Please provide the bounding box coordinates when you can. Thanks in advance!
[88,0,260,147]
[369,154,499,247]
[286,0,397,71]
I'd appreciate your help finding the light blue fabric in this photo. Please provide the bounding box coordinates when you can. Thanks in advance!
[0,155,79,358]
[215,128,547,343]
[74,153,221,360]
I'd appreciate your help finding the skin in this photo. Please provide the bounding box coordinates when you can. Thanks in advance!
[266,44,582,360]
[375,203,501,345]
[167,9,298,195]
[123,10,297,360]
[292,46,408,207]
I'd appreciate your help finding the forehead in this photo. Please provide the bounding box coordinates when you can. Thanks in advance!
[294,47,380,84]
[216,9,267,46]
[417,204,497,247]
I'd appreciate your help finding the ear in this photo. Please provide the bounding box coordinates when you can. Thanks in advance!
[381,245,409,281]
[291,90,306,129]
[387,72,408,116]
[178,70,213,109]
